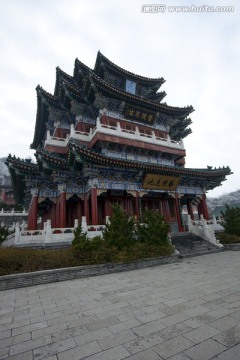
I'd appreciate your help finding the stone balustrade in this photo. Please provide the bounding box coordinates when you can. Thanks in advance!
[3,217,106,247]
[187,215,223,248]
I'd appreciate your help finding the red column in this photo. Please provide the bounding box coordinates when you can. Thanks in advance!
[187,199,194,220]
[174,194,184,232]
[104,196,110,218]
[50,204,56,228]
[201,194,210,220]
[58,185,66,228]
[84,193,89,224]
[55,200,60,228]
[163,199,170,221]
[135,191,139,220]
[197,202,202,219]
[1,189,7,203]
[28,189,38,230]
[77,199,82,222]
[91,188,98,225]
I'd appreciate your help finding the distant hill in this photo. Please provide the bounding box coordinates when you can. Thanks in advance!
[207,190,240,214]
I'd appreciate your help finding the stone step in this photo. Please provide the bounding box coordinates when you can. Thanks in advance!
[171,232,223,258]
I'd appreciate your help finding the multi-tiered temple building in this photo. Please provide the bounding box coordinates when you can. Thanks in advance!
[6,52,231,233]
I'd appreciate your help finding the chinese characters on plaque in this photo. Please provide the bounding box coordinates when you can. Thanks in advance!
[124,105,156,124]
[143,174,180,191]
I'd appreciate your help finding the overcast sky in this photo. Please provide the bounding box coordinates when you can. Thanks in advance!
[0,0,239,198]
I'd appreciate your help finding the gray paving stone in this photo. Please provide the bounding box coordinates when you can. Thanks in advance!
[157,323,195,341]
[125,348,163,359]
[83,345,130,360]
[214,343,240,359]
[12,321,48,336]
[182,314,215,329]
[65,315,99,329]
[182,305,209,317]
[132,319,166,337]
[220,292,240,303]
[86,316,119,331]
[183,324,220,343]
[212,325,240,347]
[229,309,240,319]
[224,300,240,310]
[209,315,239,331]
[51,325,88,343]
[124,332,164,354]
[108,319,141,334]
[0,333,31,350]
[135,310,167,324]
[97,329,137,350]
[0,347,9,360]
[159,312,190,326]
[161,304,188,316]
[115,309,145,322]
[0,252,240,360]
[6,350,33,360]
[0,319,30,332]
[183,339,227,360]
[32,338,76,359]
[206,307,235,319]
[0,330,11,341]
[57,341,101,360]
[167,354,191,360]
[74,328,112,346]
[10,335,52,356]
[152,335,193,358]
[31,322,67,339]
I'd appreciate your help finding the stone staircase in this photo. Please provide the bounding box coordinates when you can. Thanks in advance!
[171,232,224,258]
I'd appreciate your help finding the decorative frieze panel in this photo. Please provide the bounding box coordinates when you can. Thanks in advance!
[66,185,85,194]
[39,189,59,198]
[177,186,203,195]
[97,180,141,191]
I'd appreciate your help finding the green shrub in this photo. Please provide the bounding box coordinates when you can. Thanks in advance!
[221,205,240,236]
[138,209,169,245]
[216,232,240,244]
[0,248,76,276]
[0,207,175,276]
[102,204,135,249]
[0,226,9,244]
[72,225,88,248]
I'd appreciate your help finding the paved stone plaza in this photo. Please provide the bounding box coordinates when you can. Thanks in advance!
[0,251,240,360]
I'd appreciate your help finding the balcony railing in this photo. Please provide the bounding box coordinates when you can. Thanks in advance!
[44,114,185,151]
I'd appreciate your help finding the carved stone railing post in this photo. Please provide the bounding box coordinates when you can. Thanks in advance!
[81,216,88,233]
[45,220,52,243]
[15,222,20,244]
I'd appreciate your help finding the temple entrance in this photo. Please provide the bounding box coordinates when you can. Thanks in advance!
[141,193,182,232]
[66,194,83,228]
[38,197,55,228]
[96,190,135,225]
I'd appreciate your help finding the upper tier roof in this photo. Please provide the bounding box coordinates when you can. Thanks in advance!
[83,72,194,117]
[31,53,194,149]
[94,51,165,87]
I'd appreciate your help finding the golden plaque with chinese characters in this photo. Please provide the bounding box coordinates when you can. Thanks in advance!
[143,174,180,190]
